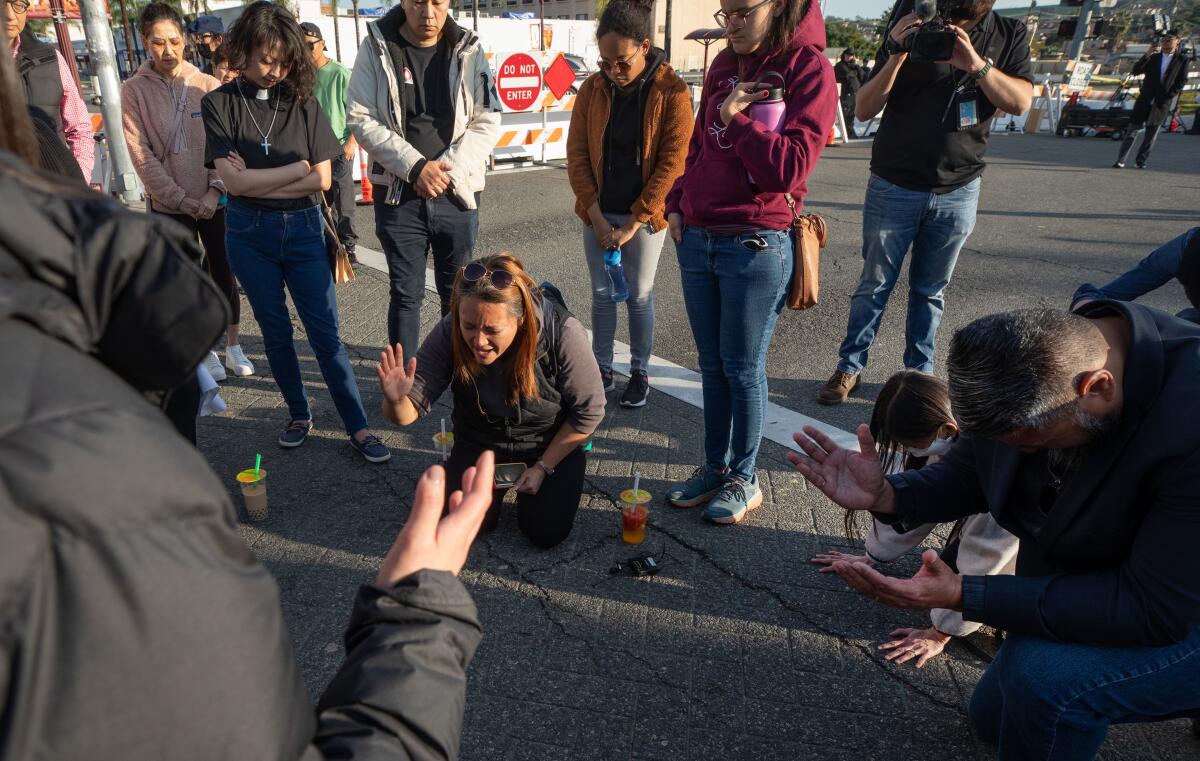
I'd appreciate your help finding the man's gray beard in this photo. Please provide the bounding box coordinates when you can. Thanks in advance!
[1045,406,1121,477]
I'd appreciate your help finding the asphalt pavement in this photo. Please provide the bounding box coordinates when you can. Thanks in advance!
[199,130,1200,760]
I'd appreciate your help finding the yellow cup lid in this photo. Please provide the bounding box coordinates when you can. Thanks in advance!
[432,432,455,445]
[620,489,651,504]
[236,468,267,484]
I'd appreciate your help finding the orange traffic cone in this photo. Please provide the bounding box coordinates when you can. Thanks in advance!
[357,148,373,205]
[827,127,837,146]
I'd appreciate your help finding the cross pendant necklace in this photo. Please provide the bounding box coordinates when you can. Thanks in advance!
[236,79,279,156]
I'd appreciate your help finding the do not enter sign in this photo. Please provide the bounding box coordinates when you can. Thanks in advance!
[497,52,542,112]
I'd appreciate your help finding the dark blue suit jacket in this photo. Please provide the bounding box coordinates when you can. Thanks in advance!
[883,300,1200,646]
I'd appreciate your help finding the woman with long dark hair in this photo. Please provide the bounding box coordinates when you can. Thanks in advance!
[811,371,1018,668]
[202,1,390,462]
[566,0,692,408]
[664,0,837,524]
[123,2,253,382]
[376,253,606,548]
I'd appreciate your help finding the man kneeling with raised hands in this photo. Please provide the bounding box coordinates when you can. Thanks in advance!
[791,302,1200,760]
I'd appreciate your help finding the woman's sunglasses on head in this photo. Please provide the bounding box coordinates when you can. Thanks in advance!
[462,262,514,290]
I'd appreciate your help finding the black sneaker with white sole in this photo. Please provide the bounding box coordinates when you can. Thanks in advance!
[278,419,313,448]
[620,371,650,408]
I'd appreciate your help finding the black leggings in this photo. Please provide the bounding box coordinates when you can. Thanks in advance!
[443,442,586,549]
[154,208,240,325]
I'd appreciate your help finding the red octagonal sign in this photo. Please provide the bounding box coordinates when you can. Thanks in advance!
[497,52,542,112]
[544,53,577,100]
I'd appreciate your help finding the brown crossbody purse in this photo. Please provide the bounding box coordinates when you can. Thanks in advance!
[784,193,826,311]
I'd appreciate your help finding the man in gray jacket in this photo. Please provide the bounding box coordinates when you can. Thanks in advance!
[349,0,501,358]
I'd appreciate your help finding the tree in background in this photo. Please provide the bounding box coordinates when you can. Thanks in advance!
[825,18,879,60]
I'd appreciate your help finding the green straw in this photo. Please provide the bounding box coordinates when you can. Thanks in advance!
[254,453,261,477]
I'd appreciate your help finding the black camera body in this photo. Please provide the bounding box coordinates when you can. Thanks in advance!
[906,0,961,62]
[910,20,958,62]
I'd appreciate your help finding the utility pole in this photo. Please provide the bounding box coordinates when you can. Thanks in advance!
[1066,0,1098,62]
[663,0,673,65]
[351,0,361,47]
[332,3,342,62]
[47,0,81,89]
[539,0,545,50]
[78,0,141,202]
[472,0,479,32]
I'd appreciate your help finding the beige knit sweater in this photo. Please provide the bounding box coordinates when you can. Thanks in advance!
[121,60,222,214]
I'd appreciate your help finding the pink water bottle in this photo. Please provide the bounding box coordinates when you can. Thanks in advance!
[747,84,786,133]
[746,80,786,185]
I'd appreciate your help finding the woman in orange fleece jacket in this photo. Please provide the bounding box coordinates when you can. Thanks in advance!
[566,0,692,409]
[122,2,254,381]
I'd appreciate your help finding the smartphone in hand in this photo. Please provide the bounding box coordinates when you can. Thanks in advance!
[494,462,527,489]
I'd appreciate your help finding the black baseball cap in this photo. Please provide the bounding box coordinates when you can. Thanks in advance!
[299,22,323,40]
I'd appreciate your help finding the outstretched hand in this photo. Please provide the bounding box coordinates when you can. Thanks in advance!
[376,343,417,404]
[788,424,891,512]
[376,450,495,585]
[830,549,964,611]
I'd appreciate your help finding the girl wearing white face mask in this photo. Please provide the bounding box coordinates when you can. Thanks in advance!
[810,370,1019,668]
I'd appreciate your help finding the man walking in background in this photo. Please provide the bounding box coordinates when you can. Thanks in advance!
[1114,30,1189,169]
[303,22,359,264]
[834,48,866,138]
[6,0,94,181]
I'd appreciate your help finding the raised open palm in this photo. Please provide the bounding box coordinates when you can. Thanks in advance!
[376,343,417,404]
[787,424,888,511]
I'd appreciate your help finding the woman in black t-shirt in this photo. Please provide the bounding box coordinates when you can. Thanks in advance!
[202,1,390,463]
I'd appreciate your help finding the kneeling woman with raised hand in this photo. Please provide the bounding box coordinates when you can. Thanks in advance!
[377,254,606,548]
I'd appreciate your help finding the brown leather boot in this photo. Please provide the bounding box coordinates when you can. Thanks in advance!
[816,370,861,405]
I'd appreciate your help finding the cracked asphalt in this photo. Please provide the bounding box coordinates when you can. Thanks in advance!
[199,132,1200,760]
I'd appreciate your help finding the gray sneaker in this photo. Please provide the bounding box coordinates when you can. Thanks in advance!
[667,465,728,508]
[702,475,763,525]
[278,419,313,448]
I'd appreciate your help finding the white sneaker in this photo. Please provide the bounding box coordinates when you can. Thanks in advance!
[204,351,227,382]
[225,344,255,377]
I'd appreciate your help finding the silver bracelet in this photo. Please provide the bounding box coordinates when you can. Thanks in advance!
[536,459,555,477]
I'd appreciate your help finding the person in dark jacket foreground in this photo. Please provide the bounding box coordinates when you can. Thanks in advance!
[0,148,493,761]
[791,304,1200,760]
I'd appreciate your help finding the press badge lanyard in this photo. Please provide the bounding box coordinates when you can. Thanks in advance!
[941,73,977,130]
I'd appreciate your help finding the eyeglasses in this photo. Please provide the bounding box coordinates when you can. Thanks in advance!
[6,0,32,13]
[596,48,642,75]
[462,262,514,290]
[714,0,773,29]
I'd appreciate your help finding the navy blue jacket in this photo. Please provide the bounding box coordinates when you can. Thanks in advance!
[882,300,1200,646]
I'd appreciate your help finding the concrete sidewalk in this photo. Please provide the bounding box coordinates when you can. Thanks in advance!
[198,265,1193,760]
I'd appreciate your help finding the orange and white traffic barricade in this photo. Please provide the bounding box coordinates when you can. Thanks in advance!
[489,50,579,167]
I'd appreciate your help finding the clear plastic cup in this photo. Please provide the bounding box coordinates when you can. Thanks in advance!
[236,468,268,520]
[432,431,454,461]
[620,488,650,544]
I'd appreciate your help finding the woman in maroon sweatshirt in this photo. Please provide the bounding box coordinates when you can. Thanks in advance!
[664,0,836,525]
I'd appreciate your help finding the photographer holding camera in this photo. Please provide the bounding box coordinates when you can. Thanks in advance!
[816,0,1032,405]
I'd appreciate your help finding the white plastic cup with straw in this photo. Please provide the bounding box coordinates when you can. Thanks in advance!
[432,418,453,463]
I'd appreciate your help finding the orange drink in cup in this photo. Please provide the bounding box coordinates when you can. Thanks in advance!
[620,488,650,544]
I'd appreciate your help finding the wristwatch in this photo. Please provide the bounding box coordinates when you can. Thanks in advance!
[536,459,555,477]
[972,57,994,80]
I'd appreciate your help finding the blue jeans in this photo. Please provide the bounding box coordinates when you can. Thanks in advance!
[837,175,980,374]
[224,201,369,435]
[677,226,792,481]
[582,212,668,374]
[375,191,479,357]
[970,628,1200,760]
